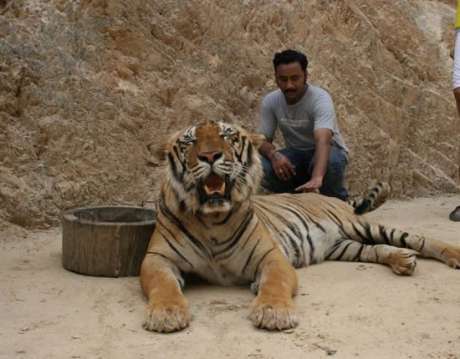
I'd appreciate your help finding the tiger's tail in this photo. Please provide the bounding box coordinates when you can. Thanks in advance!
[347,182,390,215]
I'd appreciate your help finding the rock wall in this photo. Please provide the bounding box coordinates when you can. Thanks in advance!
[0,0,459,228]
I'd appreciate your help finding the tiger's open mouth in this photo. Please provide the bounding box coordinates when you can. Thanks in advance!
[198,173,229,205]
[203,173,225,196]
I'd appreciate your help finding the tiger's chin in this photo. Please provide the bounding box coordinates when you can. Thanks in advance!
[199,198,232,216]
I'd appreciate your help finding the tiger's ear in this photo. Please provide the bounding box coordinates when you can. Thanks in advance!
[147,142,169,162]
[154,143,166,161]
[249,133,266,149]
[155,142,169,161]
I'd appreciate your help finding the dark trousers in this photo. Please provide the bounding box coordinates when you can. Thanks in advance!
[260,146,349,200]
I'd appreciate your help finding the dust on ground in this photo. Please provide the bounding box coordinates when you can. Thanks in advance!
[1,195,460,359]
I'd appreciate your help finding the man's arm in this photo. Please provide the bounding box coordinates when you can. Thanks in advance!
[258,95,295,181]
[295,87,336,192]
[310,128,332,186]
[295,128,332,192]
[259,140,278,161]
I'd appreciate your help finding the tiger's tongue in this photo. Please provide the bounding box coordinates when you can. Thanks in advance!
[204,174,225,195]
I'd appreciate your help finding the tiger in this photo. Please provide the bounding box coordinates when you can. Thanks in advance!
[140,120,460,333]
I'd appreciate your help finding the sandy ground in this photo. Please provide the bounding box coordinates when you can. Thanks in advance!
[1,195,460,359]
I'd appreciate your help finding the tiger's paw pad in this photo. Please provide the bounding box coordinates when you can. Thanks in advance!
[143,303,191,333]
[389,249,417,275]
[249,301,298,331]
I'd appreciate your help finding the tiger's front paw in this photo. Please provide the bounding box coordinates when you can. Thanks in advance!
[249,297,298,331]
[143,299,191,333]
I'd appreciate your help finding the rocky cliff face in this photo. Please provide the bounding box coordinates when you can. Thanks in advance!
[0,0,459,228]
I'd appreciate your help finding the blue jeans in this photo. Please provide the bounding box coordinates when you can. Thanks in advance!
[261,147,349,200]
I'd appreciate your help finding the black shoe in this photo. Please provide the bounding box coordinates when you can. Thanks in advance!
[449,206,460,222]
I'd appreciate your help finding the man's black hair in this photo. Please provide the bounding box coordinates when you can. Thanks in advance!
[273,49,308,72]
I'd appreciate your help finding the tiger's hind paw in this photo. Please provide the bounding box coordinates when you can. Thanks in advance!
[442,247,460,269]
[249,298,298,331]
[389,249,417,275]
[446,258,460,268]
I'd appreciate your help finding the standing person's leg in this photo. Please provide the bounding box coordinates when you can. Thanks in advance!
[451,29,460,221]
[453,29,460,116]
[316,146,348,201]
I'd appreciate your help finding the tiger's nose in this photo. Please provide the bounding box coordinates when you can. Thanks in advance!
[197,151,223,164]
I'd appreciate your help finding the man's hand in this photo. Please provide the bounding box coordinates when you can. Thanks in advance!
[295,176,323,193]
[271,152,296,181]
[295,129,331,193]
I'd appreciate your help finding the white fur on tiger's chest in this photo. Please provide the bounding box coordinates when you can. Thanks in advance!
[194,261,249,286]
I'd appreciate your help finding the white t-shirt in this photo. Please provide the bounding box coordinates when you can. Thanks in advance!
[258,84,348,153]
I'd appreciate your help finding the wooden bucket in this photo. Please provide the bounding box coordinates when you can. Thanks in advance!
[62,206,156,277]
